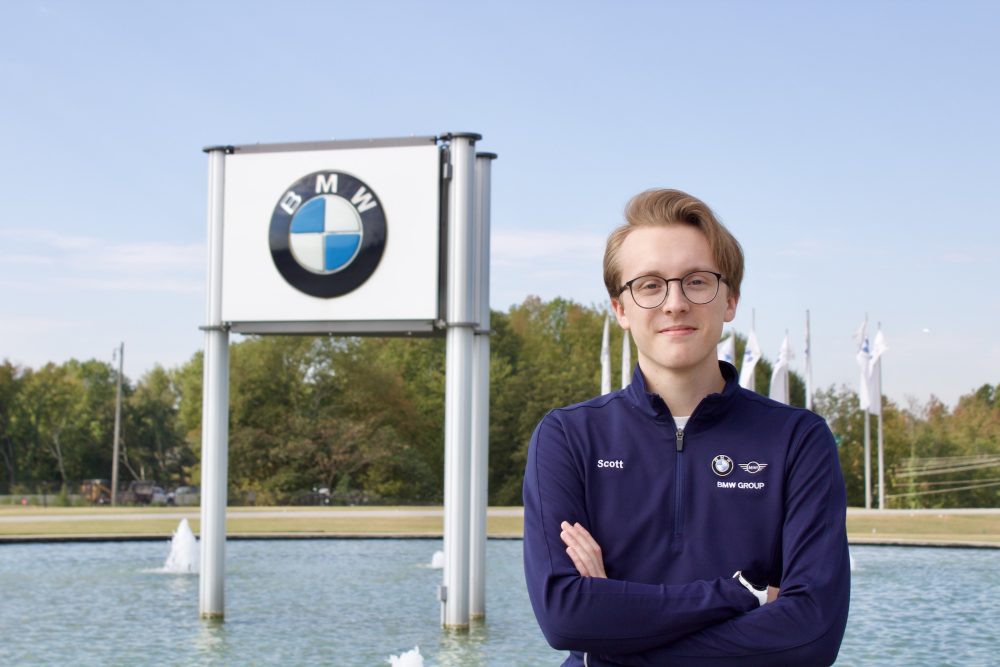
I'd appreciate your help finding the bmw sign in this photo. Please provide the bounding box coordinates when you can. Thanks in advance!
[219,138,441,332]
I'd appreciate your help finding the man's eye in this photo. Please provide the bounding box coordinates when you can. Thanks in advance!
[638,281,663,292]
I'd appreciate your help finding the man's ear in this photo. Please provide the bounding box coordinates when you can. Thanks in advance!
[724,294,738,323]
[612,298,629,330]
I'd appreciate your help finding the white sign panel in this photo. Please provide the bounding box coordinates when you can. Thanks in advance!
[221,139,441,333]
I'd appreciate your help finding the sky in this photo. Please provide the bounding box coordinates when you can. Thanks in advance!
[1,1,998,409]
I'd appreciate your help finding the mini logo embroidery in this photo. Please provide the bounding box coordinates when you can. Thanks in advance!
[711,455,734,477]
[739,461,768,474]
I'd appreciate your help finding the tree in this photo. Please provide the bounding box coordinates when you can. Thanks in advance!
[127,365,193,486]
[490,297,612,503]
[7,360,116,491]
[5,297,994,509]
[0,361,23,493]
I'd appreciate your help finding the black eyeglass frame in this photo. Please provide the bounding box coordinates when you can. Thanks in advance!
[617,271,729,309]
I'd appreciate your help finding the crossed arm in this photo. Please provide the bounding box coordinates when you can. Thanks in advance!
[523,415,850,666]
[559,521,780,603]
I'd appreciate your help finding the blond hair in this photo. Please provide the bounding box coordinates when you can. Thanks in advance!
[603,189,744,300]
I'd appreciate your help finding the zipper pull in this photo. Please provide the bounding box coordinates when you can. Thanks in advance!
[675,428,685,452]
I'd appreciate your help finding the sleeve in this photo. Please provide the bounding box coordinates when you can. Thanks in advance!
[522,412,758,655]
[591,420,851,667]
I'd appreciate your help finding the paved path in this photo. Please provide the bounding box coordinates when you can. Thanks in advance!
[0,507,525,524]
[4,506,998,524]
[847,508,1000,515]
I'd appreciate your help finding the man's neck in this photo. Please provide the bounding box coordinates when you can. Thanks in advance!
[640,358,726,417]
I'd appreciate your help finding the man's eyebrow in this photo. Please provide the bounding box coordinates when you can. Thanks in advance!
[629,267,719,277]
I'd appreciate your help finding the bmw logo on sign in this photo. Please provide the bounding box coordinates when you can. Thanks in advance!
[269,171,387,298]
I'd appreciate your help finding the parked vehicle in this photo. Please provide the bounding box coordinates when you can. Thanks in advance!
[150,486,168,505]
[172,486,200,506]
[80,479,112,504]
[120,481,157,505]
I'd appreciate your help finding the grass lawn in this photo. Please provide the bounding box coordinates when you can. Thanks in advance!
[0,506,997,546]
[846,511,1000,546]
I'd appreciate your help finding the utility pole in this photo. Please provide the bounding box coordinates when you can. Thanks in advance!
[111,342,123,506]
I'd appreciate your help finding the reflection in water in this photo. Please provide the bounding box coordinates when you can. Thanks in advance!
[435,621,490,667]
[194,618,227,658]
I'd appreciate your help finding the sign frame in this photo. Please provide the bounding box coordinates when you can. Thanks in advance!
[218,135,447,336]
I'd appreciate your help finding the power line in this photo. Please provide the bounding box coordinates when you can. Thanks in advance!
[885,479,1000,498]
[894,456,1000,478]
[908,477,1000,487]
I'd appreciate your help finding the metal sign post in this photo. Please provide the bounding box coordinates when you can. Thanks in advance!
[110,342,123,506]
[440,133,479,629]
[469,152,495,620]
[198,134,493,627]
[200,146,230,619]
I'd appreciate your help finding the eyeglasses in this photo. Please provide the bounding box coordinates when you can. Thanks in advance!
[618,271,727,309]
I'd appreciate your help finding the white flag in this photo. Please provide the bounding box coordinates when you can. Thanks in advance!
[854,319,871,411]
[769,333,791,404]
[868,329,888,416]
[601,315,611,394]
[621,329,632,389]
[717,333,736,366]
[739,329,761,391]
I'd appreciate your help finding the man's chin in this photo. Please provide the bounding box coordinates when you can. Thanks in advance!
[645,350,716,375]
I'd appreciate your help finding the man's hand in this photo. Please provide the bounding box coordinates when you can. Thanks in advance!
[560,521,781,599]
[560,521,607,578]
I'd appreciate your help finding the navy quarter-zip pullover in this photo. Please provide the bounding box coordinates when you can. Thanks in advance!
[523,362,850,666]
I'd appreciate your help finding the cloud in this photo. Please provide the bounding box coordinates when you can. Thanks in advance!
[0,228,97,250]
[72,242,204,272]
[492,229,605,266]
[0,228,204,293]
[940,251,975,264]
[0,254,55,265]
[62,277,202,293]
[775,239,827,258]
[0,315,83,336]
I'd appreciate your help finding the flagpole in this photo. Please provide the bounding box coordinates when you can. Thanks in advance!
[804,310,812,411]
[738,313,760,393]
[621,330,631,389]
[784,329,789,404]
[876,323,885,510]
[864,411,871,510]
[750,308,756,391]
[600,315,611,394]
[857,313,872,510]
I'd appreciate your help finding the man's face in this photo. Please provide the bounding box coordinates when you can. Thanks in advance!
[611,225,737,380]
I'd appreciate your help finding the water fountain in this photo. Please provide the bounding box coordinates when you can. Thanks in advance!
[162,518,199,574]
[388,645,423,666]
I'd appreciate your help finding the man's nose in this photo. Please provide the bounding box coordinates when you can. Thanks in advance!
[661,280,689,313]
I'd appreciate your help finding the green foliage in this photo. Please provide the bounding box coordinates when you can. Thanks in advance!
[489,297,620,503]
[811,384,1000,509]
[1,298,998,508]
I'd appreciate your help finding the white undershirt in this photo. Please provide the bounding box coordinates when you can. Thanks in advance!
[674,415,691,430]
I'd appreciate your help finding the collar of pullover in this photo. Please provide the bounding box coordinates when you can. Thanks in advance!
[625,361,741,425]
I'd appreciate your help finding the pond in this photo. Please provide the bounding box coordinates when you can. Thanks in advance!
[0,539,995,665]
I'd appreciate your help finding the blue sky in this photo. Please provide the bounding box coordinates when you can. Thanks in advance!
[1,1,998,408]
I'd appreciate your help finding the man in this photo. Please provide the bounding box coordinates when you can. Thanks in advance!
[522,189,850,666]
